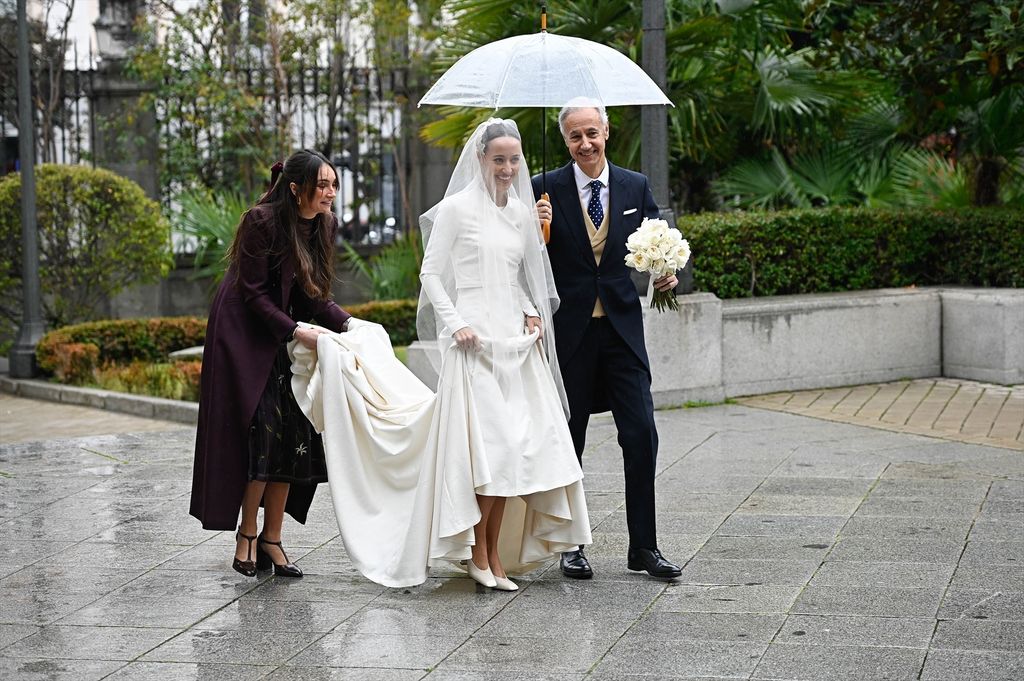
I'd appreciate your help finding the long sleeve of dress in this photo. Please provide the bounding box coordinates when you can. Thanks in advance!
[419,204,469,334]
[518,286,539,318]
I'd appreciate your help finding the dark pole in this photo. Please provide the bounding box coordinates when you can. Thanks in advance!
[641,0,691,292]
[10,0,45,377]
[641,0,669,214]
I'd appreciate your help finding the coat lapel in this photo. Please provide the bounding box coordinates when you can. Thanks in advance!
[601,162,628,273]
[551,163,596,268]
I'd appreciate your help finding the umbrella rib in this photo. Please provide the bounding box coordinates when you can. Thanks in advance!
[493,42,525,109]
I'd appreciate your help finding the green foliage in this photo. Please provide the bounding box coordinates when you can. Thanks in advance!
[36,317,207,374]
[127,0,420,199]
[342,236,423,301]
[94,360,203,402]
[173,189,252,282]
[0,164,173,344]
[682,207,1024,299]
[346,299,418,345]
[423,1,853,211]
[717,144,999,210]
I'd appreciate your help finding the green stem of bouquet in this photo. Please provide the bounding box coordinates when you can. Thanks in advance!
[650,288,680,312]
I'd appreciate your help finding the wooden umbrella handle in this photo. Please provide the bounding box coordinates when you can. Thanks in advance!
[541,192,551,243]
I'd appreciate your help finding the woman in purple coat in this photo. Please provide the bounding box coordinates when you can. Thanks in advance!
[190,150,351,578]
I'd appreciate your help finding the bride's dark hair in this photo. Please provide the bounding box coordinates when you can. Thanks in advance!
[479,120,521,153]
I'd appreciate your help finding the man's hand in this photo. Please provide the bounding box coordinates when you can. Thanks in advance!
[453,326,481,351]
[653,274,678,292]
[526,315,543,341]
[535,198,552,225]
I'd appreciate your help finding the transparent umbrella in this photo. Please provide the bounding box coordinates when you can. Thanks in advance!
[418,9,672,240]
[417,32,672,109]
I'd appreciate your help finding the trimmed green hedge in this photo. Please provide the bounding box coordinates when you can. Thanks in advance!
[37,317,207,375]
[347,298,418,346]
[36,299,419,387]
[680,208,1023,299]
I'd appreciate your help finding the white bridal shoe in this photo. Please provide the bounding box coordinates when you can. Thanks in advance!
[492,575,518,591]
[468,560,497,588]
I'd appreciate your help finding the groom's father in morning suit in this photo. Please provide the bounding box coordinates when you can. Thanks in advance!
[533,100,682,580]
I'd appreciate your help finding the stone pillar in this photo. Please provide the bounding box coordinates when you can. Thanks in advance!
[91,0,158,200]
[92,1,169,318]
[642,0,692,295]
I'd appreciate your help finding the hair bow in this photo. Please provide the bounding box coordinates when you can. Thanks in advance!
[269,160,284,189]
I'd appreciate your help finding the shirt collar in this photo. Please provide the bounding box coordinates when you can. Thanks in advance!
[573,161,610,193]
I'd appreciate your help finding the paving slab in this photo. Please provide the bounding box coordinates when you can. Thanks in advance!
[594,638,767,678]
[792,585,946,618]
[809,561,955,588]
[623,611,785,642]
[1,624,179,661]
[777,614,935,648]
[2,392,1023,679]
[751,643,927,680]
[930,618,1024,651]
[920,650,1024,681]
[104,662,278,681]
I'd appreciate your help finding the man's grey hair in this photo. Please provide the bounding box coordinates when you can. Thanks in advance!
[558,97,609,136]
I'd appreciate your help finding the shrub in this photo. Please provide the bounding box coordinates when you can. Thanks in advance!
[94,360,202,402]
[47,342,101,384]
[681,207,1023,299]
[345,299,418,345]
[343,235,422,301]
[0,165,173,345]
[37,317,207,376]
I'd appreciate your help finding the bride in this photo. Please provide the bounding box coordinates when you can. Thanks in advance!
[289,118,590,589]
[418,118,591,590]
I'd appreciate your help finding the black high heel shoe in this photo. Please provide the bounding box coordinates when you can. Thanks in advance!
[256,534,303,578]
[232,529,257,577]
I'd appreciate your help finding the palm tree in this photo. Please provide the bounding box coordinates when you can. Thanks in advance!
[420,0,850,213]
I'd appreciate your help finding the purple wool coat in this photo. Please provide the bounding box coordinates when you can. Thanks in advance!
[189,205,351,531]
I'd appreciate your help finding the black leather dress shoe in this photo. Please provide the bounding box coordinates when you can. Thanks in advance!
[560,548,593,579]
[627,547,682,579]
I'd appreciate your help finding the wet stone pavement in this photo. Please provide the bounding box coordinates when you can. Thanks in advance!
[1,401,1022,680]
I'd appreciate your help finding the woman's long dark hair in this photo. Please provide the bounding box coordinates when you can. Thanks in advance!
[228,149,339,300]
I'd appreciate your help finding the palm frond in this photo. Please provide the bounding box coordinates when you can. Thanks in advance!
[846,97,904,151]
[173,189,250,282]
[788,144,858,206]
[890,148,971,209]
[343,235,423,300]
[752,50,835,137]
[716,149,807,209]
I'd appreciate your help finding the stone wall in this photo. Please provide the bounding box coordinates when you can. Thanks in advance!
[407,287,1022,408]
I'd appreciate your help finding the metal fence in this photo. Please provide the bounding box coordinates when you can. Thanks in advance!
[2,52,411,246]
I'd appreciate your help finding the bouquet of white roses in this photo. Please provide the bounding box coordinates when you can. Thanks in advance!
[624,218,691,312]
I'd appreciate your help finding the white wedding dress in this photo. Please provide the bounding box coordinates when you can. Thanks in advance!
[419,196,587,499]
[288,202,591,587]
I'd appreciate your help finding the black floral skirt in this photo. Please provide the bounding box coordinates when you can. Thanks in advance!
[248,344,328,485]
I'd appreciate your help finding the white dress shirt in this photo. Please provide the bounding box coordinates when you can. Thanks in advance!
[573,162,610,224]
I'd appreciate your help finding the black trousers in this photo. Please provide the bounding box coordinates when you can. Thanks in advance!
[561,316,659,549]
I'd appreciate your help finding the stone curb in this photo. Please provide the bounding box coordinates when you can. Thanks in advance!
[0,375,198,425]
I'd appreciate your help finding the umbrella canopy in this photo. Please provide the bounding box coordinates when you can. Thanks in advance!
[418,32,672,109]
